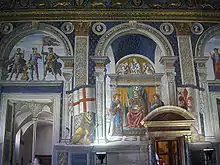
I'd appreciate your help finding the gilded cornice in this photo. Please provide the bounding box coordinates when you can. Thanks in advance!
[0,9,220,22]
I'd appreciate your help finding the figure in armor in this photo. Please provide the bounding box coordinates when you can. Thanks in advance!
[8,48,26,80]
[28,47,42,80]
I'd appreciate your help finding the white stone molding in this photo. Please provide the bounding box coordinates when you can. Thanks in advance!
[0,23,74,60]
[95,23,174,57]
[209,92,220,141]
[195,24,220,57]
[177,35,196,85]
[159,56,178,105]
[143,105,196,121]
[74,36,89,87]
[90,56,110,143]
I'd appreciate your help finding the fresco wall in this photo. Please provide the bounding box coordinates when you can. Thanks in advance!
[1,21,220,145]
[6,33,65,81]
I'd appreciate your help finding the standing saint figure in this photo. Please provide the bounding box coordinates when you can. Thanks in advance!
[210,48,220,79]
[42,47,62,80]
[108,94,123,136]
[150,94,164,111]
[126,86,147,128]
[28,47,42,80]
[8,48,26,80]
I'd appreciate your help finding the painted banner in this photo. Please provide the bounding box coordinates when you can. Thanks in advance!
[68,86,96,116]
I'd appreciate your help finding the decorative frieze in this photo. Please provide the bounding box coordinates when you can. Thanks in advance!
[177,35,196,85]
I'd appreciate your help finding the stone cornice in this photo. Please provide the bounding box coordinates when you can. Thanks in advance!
[1,9,220,22]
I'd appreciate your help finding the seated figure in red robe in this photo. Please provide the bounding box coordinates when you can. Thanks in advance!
[126,86,147,128]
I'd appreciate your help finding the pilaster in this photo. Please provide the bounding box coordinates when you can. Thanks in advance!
[32,117,38,163]
[0,58,3,80]
[194,57,214,139]
[74,22,91,88]
[160,56,178,106]
[90,56,110,144]
[59,56,74,140]
[175,22,196,85]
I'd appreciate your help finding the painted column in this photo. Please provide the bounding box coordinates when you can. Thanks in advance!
[31,117,38,162]
[74,22,90,88]
[175,23,196,85]
[194,57,214,138]
[60,57,74,141]
[160,56,178,105]
[90,56,110,143]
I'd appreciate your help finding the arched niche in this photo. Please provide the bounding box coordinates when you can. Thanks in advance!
[95,22,174,58]
[195,24,220,80]
[0,23,73,59]
[0,23,73,80]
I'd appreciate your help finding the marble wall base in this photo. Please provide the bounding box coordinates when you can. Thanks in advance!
[53,143,149,165]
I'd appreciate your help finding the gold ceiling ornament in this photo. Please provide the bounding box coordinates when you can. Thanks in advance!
[74,0,86,8]
[89,1,106,8]
[110,0,128,8]
[1,9,220,22]
[132,0,143,7]
[53,1,71,8]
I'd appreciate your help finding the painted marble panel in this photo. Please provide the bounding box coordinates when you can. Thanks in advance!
[6,32,65,81]
[204,35,220,80]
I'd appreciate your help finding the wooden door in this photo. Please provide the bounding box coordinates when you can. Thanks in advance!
[155,140,178,165]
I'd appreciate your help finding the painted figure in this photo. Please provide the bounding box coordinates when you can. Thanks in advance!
[126,86,147,128]
[130,58,141,74]
[42,47,62,80]
[8,48,26,80]
[143,63,154,75]
[150,94,164,111]
[108,94,123,136]
[210,48,220,79]
[28,47,42,80]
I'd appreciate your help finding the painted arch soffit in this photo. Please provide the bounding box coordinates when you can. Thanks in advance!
[0,23,73,59]
[195,24,220,57]
[95,22,174,57]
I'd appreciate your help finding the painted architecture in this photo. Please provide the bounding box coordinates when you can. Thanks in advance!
[0,0,220,165]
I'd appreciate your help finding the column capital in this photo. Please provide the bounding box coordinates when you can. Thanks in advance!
[159,56,178,71]
[74,22,91,36]
[194,57,209,68]
[90,56,110,68]
[60,56,74,68]
[159,56,178,65]
[174,22,192,35]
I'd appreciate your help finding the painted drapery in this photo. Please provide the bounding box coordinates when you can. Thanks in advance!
[113,86,156,128]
